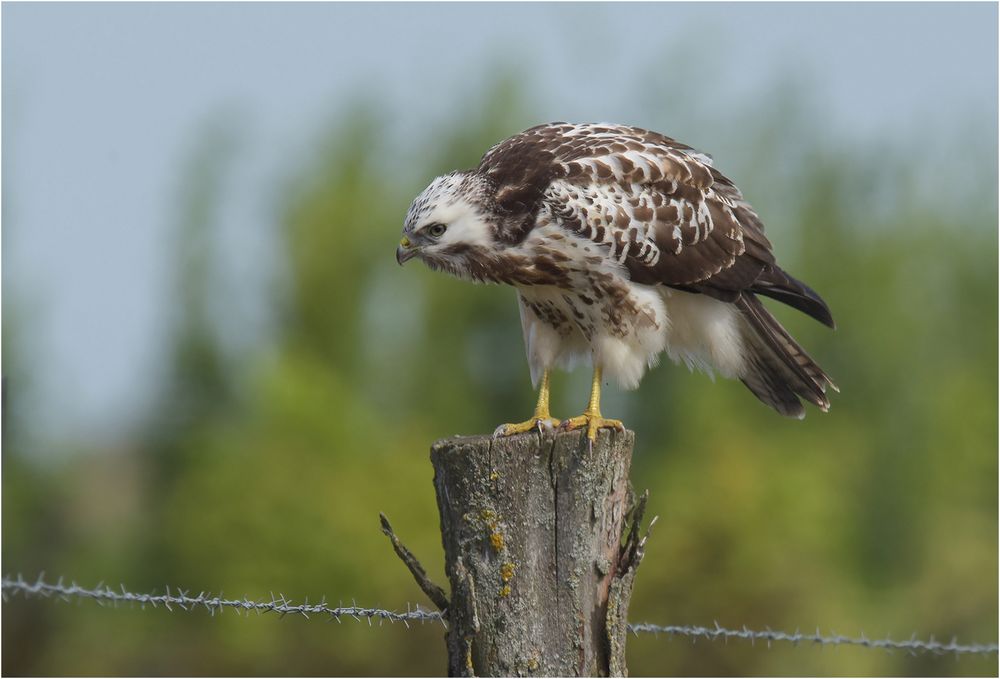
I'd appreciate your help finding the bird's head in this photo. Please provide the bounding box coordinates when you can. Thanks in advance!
[396,172,497,278]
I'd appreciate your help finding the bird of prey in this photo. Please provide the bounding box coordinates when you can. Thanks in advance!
[397,122,836,440]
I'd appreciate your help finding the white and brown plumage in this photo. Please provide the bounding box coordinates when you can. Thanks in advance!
[397,122,837,439]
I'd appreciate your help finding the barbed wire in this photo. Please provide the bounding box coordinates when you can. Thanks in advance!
[627,623,998,657]
[1,574,442,627]
[3,574,997,657]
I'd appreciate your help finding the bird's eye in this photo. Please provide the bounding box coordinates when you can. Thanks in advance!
[427,223,447,238]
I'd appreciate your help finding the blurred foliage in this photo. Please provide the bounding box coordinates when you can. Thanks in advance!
[3,67,997,677]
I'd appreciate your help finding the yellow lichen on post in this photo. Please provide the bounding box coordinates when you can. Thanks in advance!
[489,532,504,551]
[500,562,515,582]
[464,638,475,672]
[526,655,540,672]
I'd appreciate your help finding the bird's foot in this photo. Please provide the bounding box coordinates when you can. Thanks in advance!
[493,416,561,438]
[560,412,625,442]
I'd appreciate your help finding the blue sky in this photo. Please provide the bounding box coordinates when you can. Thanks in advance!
[3,2,997,447]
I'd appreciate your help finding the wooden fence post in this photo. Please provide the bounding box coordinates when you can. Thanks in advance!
[383,428,651,677]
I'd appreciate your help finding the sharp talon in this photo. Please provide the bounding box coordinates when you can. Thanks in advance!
[495,417,560,437]
[561,414,624,443]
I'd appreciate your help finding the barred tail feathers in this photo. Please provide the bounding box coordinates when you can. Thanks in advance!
[736,293,837,418]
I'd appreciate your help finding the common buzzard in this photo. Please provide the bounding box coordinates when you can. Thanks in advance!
[397,123,836,440]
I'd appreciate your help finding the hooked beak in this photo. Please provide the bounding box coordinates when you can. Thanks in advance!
[396,236,418,265]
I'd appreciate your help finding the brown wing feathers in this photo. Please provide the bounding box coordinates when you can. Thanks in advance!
[751,267,836,329]
[479,123,836,416]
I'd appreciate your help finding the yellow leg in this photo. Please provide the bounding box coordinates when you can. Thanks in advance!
[560,366,625,442]
[495,370,561,437]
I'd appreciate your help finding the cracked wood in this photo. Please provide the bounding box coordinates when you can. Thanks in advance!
[430,428,645,677]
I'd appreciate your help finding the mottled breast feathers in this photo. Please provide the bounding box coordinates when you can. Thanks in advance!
[477,122,780,305]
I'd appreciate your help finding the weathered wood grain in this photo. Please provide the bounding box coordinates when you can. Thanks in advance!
[430,428,646,677]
